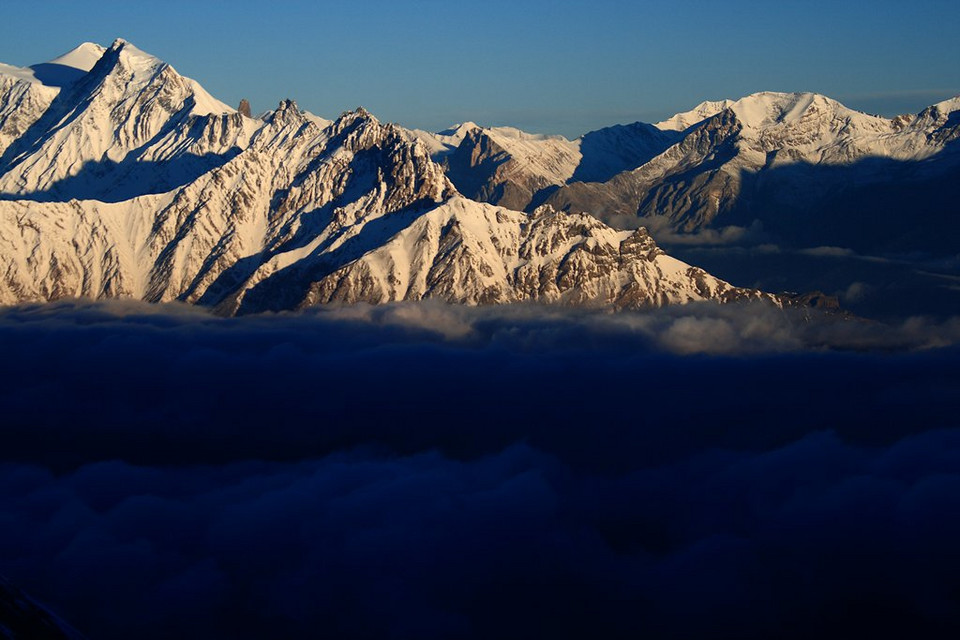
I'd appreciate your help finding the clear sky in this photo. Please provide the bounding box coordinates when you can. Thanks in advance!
[1,0,958,137]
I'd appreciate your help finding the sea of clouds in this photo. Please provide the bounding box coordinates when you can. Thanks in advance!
[1,300,958,639]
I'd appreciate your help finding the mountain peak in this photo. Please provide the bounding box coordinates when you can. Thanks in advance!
[911,95,960,129]
[656,92,875,132]
[75,38,166,93]
[724,91,890,132]
[45,42,106,72]
[439,121,480,136]
[340,106,380,126]
[263,99,307,127]
[102,38,164,72]
[729,91,821,127]
[930,95,960,114]
[336,106,380,127]
[1,42,108,89]
[24,41,108,89]
[656,99,736,131]
[82,38,232,116]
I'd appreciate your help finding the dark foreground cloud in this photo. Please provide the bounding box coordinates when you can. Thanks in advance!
[0,300,959,639]
[1,300,958,469]
[3,435,960,639]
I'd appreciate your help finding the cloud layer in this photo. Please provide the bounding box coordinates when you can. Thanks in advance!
[1,300,958,639]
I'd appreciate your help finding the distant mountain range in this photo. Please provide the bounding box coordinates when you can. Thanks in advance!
[439,91,959,256]
[1,38,956,314]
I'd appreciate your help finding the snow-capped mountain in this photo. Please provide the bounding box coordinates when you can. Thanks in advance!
[0,39,774,313]
[0,39,242,200]
[403,90,958,256]
[542,91,960,252]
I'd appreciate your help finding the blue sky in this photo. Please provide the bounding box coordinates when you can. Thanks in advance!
[1,0,958,137]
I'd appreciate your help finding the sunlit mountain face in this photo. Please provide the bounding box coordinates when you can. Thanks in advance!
[0,38,958,640]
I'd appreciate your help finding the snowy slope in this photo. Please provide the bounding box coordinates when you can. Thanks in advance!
[0,74,58,157]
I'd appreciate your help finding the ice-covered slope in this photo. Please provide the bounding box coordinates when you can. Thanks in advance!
[0,39,775,314]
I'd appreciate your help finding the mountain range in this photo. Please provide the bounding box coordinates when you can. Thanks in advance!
[441,91,959,256]
[1,38,956,315]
